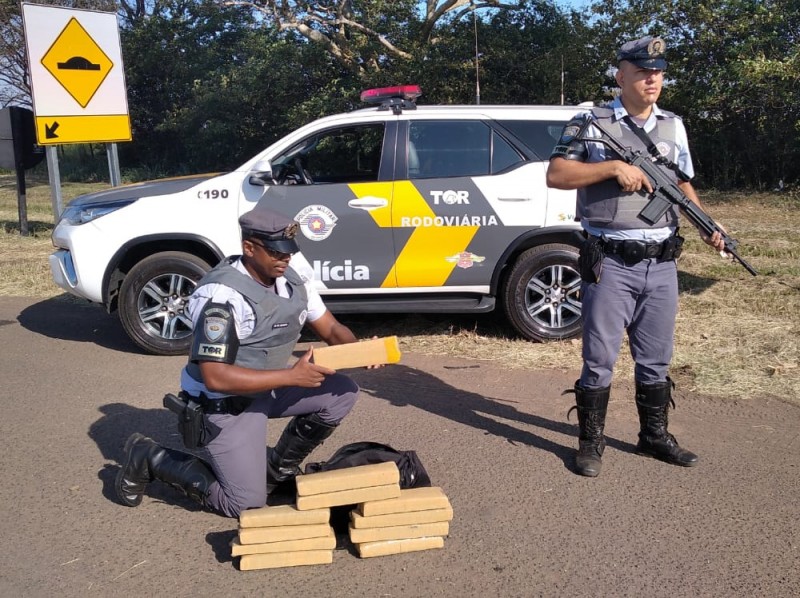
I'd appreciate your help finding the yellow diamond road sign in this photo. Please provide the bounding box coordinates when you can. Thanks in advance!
[41,17,114,109]
[21,4,131,145]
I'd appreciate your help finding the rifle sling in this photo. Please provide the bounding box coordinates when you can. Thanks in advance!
[621,115,692,182]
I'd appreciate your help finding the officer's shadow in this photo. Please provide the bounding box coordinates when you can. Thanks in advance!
[90,402,242,563]
[349,364,637,471]
[89,402,207,512]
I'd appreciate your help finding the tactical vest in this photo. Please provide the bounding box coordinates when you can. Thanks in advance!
[578,106,680,230]
[185,258,309,383]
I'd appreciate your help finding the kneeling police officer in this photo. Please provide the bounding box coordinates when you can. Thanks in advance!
[116,203,365,517]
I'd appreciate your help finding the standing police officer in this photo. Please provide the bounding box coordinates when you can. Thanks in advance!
[116,203,364,517]
[547,36,726,477]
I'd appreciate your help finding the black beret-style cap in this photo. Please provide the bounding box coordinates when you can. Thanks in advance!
[617,36,667,70]
[239,202,300,254]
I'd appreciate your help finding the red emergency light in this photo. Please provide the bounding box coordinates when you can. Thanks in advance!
[360,85,422,105]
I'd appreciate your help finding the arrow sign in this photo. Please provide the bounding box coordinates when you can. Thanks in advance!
[45,122,60,139]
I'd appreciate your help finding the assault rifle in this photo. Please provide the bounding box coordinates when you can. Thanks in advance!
[581,117,757,276]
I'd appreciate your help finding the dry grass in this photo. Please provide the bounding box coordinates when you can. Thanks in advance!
[2,173,798,402]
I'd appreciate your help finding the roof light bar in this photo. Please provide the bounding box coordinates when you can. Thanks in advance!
[360,85,422,105]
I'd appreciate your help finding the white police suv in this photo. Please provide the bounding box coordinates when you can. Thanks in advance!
[50,86,585,355]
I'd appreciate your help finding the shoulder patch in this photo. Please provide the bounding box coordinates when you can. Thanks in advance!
[557,114,591,144]
[190,301,239,365]
[201,306,232,342]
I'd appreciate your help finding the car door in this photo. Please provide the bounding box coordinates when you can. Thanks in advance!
[387,118,545,291]
[253,120,398,291]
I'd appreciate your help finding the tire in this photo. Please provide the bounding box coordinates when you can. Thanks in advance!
[502,243,582,342]
[118,251,211,355]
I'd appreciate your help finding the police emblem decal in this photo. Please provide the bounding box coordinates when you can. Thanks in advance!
[648,37,666,56]
[295,205,338,241]
[204,317,228,342]
[445,251,486,269]
[655,142,671,158]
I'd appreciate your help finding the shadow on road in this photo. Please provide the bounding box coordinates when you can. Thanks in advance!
[89,402,207,511]
[18,296,142,353]
[351,364,637,473]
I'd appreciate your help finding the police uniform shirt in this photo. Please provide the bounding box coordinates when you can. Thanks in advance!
[179,258,327,398]
[567,96,695,242]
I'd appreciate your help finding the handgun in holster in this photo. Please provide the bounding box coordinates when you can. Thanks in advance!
[579,235,604,283]
[162,392,206,449]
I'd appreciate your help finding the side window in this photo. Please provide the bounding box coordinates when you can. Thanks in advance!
[497,120,569,160]
[272,123,385,184]
[491,130,525,174]
[408,121,491,178]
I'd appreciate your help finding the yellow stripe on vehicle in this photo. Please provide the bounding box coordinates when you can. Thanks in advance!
[349,181,479,288]
[348,182,394,228]
[392,225,478,286]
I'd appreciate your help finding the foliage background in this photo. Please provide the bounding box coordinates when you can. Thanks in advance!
[1,0,798,189]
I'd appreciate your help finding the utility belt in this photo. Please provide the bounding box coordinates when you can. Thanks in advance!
[163,391,253,449]
[191,392,254,416]
[579,233,684,283]
[597,235,684,264]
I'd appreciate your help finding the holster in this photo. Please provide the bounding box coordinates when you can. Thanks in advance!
[659,234,684,261]
[579,235,604,283]
[162,393,221,449]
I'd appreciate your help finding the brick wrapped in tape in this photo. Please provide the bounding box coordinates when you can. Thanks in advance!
[295,461,400,496]
[239,504,330,528]
[231,532,335,557]
[349,521,450,544]
[358,486,451,517]
[238,523,332,545]
[296,483,401,511]
[311,336,401,370]
[239,549,333,571]
[350,505,453,529]
[356,536,445,558]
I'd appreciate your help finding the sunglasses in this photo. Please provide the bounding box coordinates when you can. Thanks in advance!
[249,240,294,259]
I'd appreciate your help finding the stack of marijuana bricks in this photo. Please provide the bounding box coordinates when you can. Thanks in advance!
[296,461,453,560]
[232,504,335,571]
[232,461,452,569]
[349,485,453,558]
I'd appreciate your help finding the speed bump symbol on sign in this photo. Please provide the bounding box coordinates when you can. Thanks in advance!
[41,17,113,108]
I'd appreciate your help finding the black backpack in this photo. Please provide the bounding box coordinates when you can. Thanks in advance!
[304,441,432,489]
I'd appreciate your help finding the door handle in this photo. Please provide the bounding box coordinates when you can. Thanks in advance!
[348,196,389,210]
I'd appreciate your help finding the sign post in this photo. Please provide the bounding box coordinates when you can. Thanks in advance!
[21,3,131,218]
[0,107,46,236]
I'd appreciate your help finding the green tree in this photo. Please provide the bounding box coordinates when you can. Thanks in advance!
[220,0,519,77]
[476,1,607,105]
[591,0,800,189]
[0,0,117,108]
[119,0,284,172]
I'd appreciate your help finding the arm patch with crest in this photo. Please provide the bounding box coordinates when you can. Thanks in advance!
[550,114,592,161]
[190,301,239,364]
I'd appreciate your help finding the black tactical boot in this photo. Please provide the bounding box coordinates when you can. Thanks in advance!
[635,379,699,467]
[566,382,610,477]
[267,413,337,494]
[116,433,217,507]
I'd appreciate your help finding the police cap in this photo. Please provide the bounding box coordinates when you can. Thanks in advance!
[616,36,667,71]
[239,203,300,254]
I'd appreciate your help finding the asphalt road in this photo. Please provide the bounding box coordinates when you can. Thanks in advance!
[1,296,797,598]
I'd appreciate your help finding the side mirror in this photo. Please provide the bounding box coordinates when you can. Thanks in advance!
[248,171,273,187]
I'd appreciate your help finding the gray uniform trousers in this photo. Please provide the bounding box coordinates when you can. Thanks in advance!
[199,373,359,518]
[579,254,679,389]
